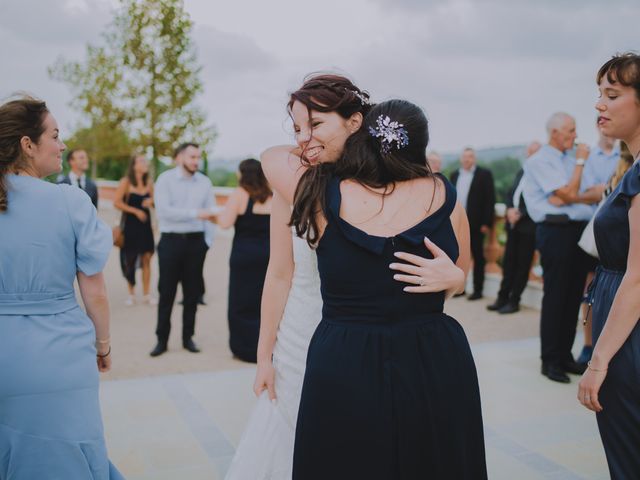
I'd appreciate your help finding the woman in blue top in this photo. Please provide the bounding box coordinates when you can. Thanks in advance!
[0,96,124,479]
[578,53,640,479]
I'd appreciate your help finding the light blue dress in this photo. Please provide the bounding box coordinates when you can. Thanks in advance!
[0,175,125,479]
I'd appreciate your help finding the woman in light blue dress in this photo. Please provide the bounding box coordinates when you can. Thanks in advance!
[0,96,125,479]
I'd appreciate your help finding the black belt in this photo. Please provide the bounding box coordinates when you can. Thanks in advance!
[542,214,587,226]
[162,231,204,239]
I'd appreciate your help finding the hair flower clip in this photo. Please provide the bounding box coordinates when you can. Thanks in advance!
[352,90,371,106]
[368,115,409,154]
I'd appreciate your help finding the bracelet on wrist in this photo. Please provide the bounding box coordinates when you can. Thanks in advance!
[587,360,607,372]
[96,338,111,345]
[97,346,111,358]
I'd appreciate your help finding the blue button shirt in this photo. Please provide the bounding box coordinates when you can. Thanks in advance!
[582,145,620,189]
[155,166,216,246]
[522,144,595,223]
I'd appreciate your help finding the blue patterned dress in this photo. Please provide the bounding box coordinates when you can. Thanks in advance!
[0,175,124,479]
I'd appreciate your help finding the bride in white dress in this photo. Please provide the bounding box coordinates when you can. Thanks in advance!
[224,193,322,479]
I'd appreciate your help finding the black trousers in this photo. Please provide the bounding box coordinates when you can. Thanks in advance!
[156,232,208,344]
[470,229,486,294]
[536,222,590,365]
[497,223,536,305]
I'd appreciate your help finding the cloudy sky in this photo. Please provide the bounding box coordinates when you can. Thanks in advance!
[1,0,638,162]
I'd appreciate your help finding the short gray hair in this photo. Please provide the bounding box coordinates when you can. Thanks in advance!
[546,112,573,135]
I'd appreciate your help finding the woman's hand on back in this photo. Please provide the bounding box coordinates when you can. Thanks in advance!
[390,237,465,294]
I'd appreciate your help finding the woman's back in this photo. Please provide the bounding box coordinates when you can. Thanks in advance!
[317,175,458,320]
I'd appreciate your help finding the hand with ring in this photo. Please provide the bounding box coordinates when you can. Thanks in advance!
[389,236,465,295]
[577,362,607,412]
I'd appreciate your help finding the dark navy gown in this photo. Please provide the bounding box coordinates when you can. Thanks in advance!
[228,197,270,362]
[293,175,487,480]
[590,161,640,479]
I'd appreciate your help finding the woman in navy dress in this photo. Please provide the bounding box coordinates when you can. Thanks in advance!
[114,154,156,306]
[215,158,272,362]
[578,53,640,479]
[0,97,124,478]
[264,99,486,479]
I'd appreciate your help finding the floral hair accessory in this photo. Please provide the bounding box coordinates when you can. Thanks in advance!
[351,90,371,106]
[368,115,409,154]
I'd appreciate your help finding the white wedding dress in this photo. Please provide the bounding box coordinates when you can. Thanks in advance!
[225,233,322,479]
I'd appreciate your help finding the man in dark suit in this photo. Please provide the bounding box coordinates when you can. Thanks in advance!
[487,141,541,314]
[57,149,99,208]
[450,148,496,300]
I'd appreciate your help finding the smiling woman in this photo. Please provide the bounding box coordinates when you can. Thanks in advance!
[0,95,125,479]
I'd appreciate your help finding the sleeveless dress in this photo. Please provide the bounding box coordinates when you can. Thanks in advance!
[589,161,640,479]
[293,175,487,480]
[0,175,124,479]
[224,231,323,479]
[120,191,155,286]
[228,198,271,362]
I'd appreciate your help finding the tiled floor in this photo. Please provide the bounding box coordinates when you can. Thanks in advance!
[101,337,609,480]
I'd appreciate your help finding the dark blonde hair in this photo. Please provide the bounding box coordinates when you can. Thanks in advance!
[0,96,49,212]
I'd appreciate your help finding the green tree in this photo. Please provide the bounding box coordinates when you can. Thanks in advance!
[49,0,214,175]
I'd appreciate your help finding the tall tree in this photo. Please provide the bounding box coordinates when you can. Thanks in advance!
[50,0,214,174]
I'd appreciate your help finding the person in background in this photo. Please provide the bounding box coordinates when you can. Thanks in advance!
[213,158,272,363]
[57,148,99,208]
[450,147,496,300]
[426,150,442,173]
[0,96,124,478]
[113,153,156,306]
[522,112,601,383]
[578,52,640,479]
[150,142,215,357]
[488,140,541,314]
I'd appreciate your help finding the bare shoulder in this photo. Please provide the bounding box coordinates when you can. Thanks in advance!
[261,144,305,203]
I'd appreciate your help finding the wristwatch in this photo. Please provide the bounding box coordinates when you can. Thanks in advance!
[575,158,586,166]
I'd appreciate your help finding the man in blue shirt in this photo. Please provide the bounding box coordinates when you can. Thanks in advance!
[150,142,216,357]
[523,112,602,383]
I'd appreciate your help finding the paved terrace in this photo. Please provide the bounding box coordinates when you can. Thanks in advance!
[94,204,609,480]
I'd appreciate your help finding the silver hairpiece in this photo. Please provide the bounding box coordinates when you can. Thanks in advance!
[368,115,409,154]
[352,90,371,106]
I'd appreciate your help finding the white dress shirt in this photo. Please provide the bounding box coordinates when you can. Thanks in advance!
[456,166,476,210]
[68,171,86,190]
[154,166,216,246]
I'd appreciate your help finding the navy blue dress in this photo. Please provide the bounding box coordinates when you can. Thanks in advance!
[292,175,487,480]
[228,197,270,362]
[590,161,640,479]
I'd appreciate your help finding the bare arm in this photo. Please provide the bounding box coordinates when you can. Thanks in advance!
[215,188,246,229]
[261,145,306,204]
[113,178,137,215]
[579,194,640,411]
[77,271,112,372]
[254,192,295,400]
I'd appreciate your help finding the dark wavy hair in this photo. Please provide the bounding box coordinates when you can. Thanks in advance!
[597,52,640,101]
[126,153,149,188]
[239,158,272,203]
[291,99,435,244]
[0,95,49,213]
[288,73,373,244]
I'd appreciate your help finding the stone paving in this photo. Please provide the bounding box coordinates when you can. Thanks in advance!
[95,205,609,480]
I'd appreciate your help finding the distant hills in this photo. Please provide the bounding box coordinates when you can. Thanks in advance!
[209,144,529,171]
[441,144,527,166]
